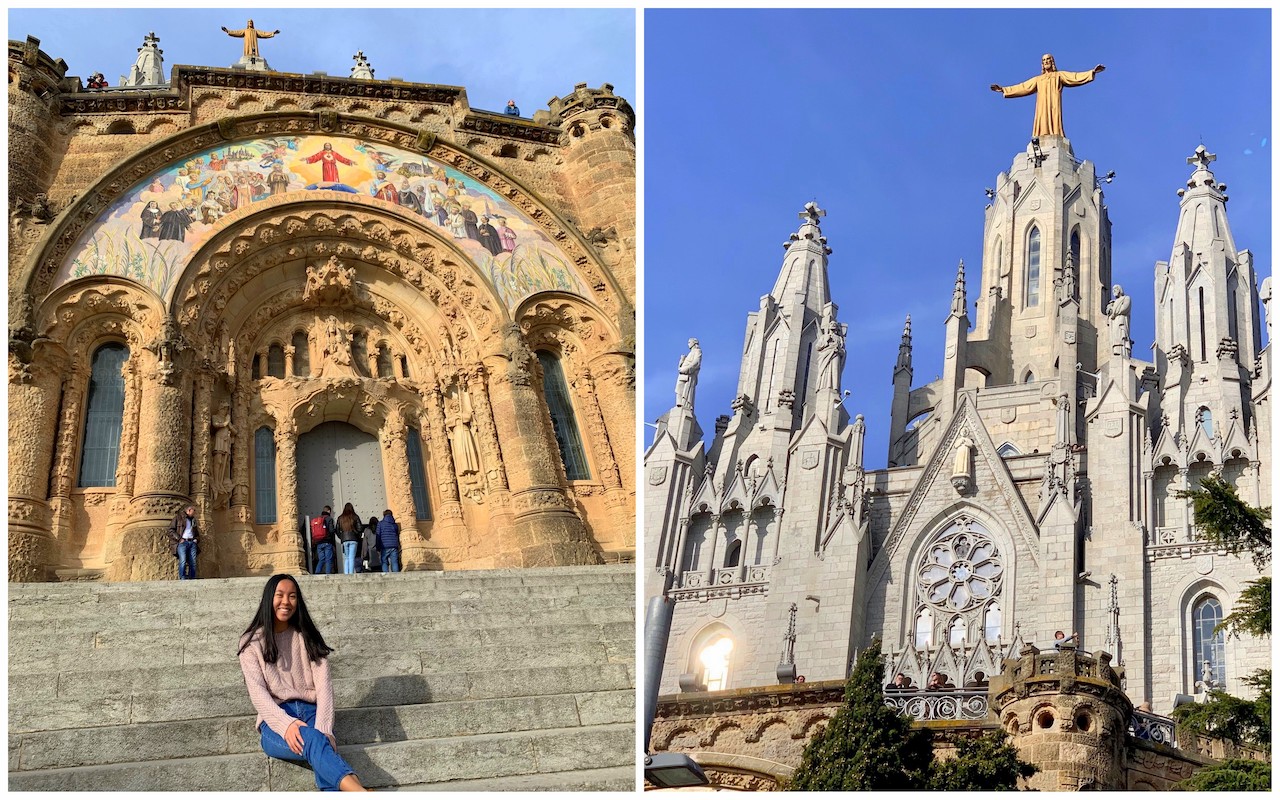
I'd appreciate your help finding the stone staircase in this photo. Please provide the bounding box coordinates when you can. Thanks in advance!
[9,565,636,791]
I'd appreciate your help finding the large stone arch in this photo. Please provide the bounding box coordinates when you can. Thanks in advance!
[18,112,626,321]
[10,114,629,581]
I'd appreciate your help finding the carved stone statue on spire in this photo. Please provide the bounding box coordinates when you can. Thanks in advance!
[815,302,846,391]
[675,337,701,409]
[1106,284,1131,355]
[990,54,1105,138]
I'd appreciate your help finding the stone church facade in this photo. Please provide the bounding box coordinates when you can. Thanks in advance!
[644,131,1269,787]
[9,34,636,582]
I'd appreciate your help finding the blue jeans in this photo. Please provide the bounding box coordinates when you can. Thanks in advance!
[176,541,197,580]
[259,699,354,791]
[342,541,358,574]
[381,547,401,573]
[314,542,335,574]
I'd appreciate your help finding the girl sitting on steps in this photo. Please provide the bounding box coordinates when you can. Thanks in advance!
[238,574,370,791]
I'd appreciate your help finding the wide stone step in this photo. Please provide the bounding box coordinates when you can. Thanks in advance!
[11,662,636,732]
[394,764,635,791]
[10,690,633,771]
[8,615,635,673]
[8,723,635,791]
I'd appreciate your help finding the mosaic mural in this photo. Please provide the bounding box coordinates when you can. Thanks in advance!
[55,134,590,311]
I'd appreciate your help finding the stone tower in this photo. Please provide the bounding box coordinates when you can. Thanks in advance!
[992,644,1131,790]
[7,36,66,212]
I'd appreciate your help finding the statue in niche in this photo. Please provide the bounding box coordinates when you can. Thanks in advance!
[674,337,702,409]
[1105,284,1131,352]
[211,400,236,503]
[314,314,355,378]
[815,302,846,391]
[445,393,481,477]
[951,434,974,493]
[1261,277,1273,337]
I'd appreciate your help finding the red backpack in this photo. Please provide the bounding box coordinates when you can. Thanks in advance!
[310,516,329,544]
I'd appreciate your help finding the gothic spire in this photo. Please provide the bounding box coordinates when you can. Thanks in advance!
[350,50,375,80]
[771,202,832,305]
[950,259,968,318]
[1172,144,1235,257]
[895,315,913,373]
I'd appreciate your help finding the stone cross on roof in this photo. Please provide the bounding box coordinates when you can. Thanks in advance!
[350,50,375,80]
[1186,144,1216,169]
[798,201,826,225]
[143,31,160,47]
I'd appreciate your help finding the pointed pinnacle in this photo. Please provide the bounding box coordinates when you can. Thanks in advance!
[951,259,968,316]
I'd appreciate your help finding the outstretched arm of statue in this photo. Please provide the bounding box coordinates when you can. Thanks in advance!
[997,76,1038,98]
[223,27,245,37]
[1059,69,1100,87]
[989,83,1003,92]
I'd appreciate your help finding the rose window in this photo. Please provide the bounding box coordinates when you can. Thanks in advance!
[917,518,1003,612]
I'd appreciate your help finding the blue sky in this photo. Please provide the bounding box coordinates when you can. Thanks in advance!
[643,8,1271,470]
[7,8,635,117]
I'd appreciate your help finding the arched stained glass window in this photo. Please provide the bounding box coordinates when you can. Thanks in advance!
[1197,407,1213,439]
[254,427,277,524]
[291,331,310,377]
[1026,226,1042,307]
[405,427,432,520]
[1192,596,1226,688]
[914,607,934,648]
[536,351,590,480]
[724,538,742,568]
[699,636,734,692]
[984,602,1003,642]
[79,343,129,487]
[267,344,286,378]
[949,617,967,646]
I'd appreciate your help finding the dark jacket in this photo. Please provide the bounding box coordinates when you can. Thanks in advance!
[376,513,401,551]
[167,512,199,557]
[336,513,362,544]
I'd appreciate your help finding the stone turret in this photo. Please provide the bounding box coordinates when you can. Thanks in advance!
[548,83,637,302]
[991,644,1131,790]
[7,36,66,211]
[350,50,375,80]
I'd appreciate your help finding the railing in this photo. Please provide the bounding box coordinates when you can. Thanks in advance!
[1152,525,1206,546]
[1129,709,1178,748]
[884,689,989,722]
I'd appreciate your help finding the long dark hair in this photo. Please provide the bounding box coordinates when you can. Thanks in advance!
[237,573,333,664]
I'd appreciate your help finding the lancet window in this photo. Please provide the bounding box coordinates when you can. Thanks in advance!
[254,427,277,524]
[1025,226,1042,307]
[78,343,129,487]
[1191,595,1226,688]
[536,351,590,480]
[405,427,432,520]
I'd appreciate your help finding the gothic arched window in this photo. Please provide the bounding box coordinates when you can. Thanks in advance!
[79,343,129,487]
[984,602,1003,642]
[914,607,934,648]
[1196,407,1213,439]
[267,344,286,378]
[1192,596,1226,688]
[1026,226,1042,307]
[724,538,742,568]
[949,617,967,646]
[254,427,277,524]
[405,427,432,520]
[291,331,310,377]
[696,633,734,692]
[536,351,590,480]
[376,344,393,378]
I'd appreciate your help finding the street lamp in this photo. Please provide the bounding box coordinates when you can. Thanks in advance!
[643,571,711,788]
[645,752,709,789]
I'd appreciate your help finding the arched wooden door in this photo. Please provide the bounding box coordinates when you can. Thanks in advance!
[297,421,389,520]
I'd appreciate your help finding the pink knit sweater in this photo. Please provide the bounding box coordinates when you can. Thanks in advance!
[238,626,336,741]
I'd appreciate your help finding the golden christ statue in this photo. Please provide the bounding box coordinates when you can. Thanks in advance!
[991,54,1105,138]
[221,19,280,59]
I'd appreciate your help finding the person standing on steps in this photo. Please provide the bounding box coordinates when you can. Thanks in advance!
[376,509,402,573]
[311,506,337,575]
[238,574,371,791]
[168,505,200,580]
[362,516,381,573]
[336,503,362,575]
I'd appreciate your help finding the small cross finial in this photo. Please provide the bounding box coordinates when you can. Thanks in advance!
[799,201,826,224]
[1186,144,1217,168]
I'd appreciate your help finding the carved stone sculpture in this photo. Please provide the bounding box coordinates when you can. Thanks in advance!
[1106,284,1131,354]
[445,395,481,476]
[814,303,845,391]
[951,434,974,493]
[211,400,235,504]
[675,337,701,409]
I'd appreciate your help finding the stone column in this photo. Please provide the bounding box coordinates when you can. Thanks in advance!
[380,406,425,566]
[1177,468,1191,542]
[670,516,690,574]
[48,369,86,552]
[704,516,722,583]
[482,325,600,567]
[109,364,193,582]
[102,358,142,569]
[589,350,636,492]
[420,385,464,527]
[466,368,510,495]
[273,416,305,573]
[572,366,633,547]
[7,347,67,582]
[283,345,295,378]
[190,370,216,575]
